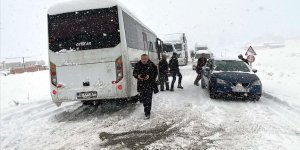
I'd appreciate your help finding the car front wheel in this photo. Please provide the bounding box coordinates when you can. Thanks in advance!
[208,81,217,99]
[253,96,260,101]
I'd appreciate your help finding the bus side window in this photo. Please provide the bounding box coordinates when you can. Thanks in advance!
[142,32,147,51]
[149,42,153,52]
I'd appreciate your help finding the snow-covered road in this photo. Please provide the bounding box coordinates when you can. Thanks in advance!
[1,64,300,150]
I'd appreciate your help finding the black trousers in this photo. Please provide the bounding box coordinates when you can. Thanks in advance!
[194,69,203,84]
[159,73,169,90]
[140,89,153,116]
[171,70,182,89]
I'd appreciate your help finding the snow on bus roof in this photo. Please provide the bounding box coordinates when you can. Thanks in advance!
[48,0,157,36]
[48,0,121,15]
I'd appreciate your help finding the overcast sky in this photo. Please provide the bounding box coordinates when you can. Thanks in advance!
[1,0,300,60]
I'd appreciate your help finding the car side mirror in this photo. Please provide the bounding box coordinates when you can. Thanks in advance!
[252,69,258,73]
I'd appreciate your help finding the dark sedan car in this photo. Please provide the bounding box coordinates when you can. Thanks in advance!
[201,58,262,101]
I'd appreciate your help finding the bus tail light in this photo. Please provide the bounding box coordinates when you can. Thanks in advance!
[52,90,57,95]
[50,62,57,86]
[115,56,123,83]
[118,85,123,90]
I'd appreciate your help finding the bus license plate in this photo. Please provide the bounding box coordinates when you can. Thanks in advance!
[77,91,97,99]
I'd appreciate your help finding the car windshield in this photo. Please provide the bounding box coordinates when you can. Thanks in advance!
[174,43,182,51]
[163,44,174,52]
[195,53,211,59]
[196,47,208,50]
[214,60,250,72]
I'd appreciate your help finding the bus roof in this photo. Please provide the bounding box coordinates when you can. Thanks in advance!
[48,0,157,36]
[48,0,121,15]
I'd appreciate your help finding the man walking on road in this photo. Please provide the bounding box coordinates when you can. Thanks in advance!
[158,54,169,91]
[194,54,207,86]
[169,52,183,91]
[133,54,158,119]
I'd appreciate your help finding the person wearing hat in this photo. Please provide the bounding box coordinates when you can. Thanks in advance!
[168,52,183,91]
[238,54,249,64]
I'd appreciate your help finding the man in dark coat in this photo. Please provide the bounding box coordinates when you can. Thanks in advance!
[194,54,207,86]
[133,54,158,119]
[238,54,249,65]
[169,52,183,91]
[158,54,169,91]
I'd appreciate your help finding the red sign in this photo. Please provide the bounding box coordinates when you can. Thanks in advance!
[247,55,255,63]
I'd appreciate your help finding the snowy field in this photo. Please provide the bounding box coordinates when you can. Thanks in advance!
[1,40,300,149]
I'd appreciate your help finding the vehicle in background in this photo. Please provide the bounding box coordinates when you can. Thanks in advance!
[192,45,213,70]
[48,0,163,106]
[162,33,188,66]
[201,58,262,101]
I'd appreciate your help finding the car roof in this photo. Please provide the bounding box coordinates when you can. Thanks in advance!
[213,58,242,61]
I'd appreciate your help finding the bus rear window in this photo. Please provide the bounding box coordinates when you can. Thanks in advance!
[48,6,120,52]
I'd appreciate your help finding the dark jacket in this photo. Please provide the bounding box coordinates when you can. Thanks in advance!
[169,56,179,72]
[196,57,207,74]
[158,59,168,75]
[241,58,249,65]
[133,60,158,93]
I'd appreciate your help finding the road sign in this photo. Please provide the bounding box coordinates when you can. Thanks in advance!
[245,46,257,56]
[247,55,255,63]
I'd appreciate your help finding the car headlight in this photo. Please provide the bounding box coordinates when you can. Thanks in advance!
[252,80,261,86]
[216,78,227,84]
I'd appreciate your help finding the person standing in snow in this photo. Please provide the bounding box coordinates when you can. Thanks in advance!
[169,52,183,91]
[158,54,169,91]
[133,54,158,119]
[194,54,207,86]
[238,54,249,65]
[191,51,195,62]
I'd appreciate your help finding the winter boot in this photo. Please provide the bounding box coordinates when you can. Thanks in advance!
[145,115,150,120]
[194,82,199,86]
[177,84,184,89]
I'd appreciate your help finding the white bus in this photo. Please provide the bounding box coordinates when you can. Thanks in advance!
[163,33,188,66]
[48,0,163,106]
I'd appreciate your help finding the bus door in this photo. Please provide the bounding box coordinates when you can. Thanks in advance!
[156,38,163,60]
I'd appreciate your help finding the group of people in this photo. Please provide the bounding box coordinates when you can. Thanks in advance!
[133,53,250,119]
[133,52,206,119]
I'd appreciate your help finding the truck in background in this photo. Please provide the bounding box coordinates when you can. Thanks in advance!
[192,44,213,70]
[162,33,188,66]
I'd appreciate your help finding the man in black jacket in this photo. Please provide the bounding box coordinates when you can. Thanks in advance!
[133,54,158,119]
[194,54,207,86]
[169,52,183,91]
[238,54,249,65]
[158,54,169,91]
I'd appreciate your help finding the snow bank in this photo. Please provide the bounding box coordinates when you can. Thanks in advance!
[0,70,51,112]
[253,39,300,108]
